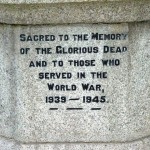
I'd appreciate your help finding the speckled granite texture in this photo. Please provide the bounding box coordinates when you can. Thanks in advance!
[0,0,150,150]
[0,0,149,24]
[0,0,148,4]
[0,136,150,150]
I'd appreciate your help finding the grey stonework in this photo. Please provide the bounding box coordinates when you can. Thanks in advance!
[0,0,150,150]
[0,1,149,24]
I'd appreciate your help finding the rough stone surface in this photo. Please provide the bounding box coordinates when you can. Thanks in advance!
[0,136,150,150]
[0,1,150,149]
[0,0,148,4]
[0,1,149,24]
[0,22,150,146]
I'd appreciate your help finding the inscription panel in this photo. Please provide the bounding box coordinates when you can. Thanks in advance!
[6,23,150,142]
[14,24,129,142]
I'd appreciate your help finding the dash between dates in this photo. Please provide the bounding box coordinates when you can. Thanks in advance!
[45,96,106,103]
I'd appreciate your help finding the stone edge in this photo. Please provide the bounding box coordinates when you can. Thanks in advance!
[0,0,149,24]
[0,135,150,149]
[0,0,148,4]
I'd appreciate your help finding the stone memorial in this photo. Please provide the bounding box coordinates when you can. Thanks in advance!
[0,0,150,149]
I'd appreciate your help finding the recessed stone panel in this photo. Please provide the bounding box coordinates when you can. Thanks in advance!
[0,23,150,143]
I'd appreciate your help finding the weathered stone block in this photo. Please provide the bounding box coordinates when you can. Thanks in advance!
[0,22,150,145]
[0,0,150,149]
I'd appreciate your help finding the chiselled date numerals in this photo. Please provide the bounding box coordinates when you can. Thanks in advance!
[46,96,106,103]
[83,96,106,103]
[46,96,66,103]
